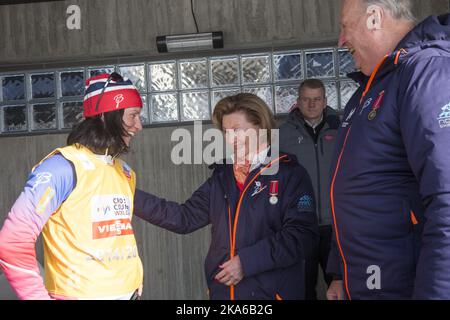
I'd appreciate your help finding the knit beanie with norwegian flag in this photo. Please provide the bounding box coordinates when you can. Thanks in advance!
[83,73,142,118]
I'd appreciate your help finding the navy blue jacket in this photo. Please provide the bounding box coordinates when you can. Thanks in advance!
[134,153,319,300]
[327,15,450,299]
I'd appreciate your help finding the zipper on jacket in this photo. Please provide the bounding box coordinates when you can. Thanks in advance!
[314,143,322,225]
[320,136,324,156]
[227,155,287,300]
[330,52,395,300]
[330,127,353,300]
[226,196,233,256]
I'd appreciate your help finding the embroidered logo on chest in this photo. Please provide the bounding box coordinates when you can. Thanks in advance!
[251,181,267,197]
[359,97,373,115]
[122,163,132,180]
[342,107,357,128]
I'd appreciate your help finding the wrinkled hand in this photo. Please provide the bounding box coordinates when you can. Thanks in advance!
[327,280,345,300]
[214,255,244,286]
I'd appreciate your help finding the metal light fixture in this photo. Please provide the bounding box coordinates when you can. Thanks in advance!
[156,31,224,53]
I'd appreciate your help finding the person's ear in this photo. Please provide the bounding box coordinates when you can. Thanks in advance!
[366,5,383,31]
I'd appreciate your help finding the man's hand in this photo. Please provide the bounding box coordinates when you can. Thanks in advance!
[214,255,244,286]
[327,280,345,300]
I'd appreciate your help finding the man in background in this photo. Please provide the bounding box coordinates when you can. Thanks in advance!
[280,79,340,299]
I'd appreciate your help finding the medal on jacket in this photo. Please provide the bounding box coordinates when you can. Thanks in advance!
[269,180,279,205]
[368,90,385,121]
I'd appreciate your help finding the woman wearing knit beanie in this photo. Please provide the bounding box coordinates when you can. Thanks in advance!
[0,73,144,300]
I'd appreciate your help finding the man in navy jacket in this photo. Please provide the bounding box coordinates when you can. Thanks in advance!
[327,0,450,299]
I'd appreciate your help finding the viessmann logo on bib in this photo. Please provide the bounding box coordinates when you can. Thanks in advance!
[91,195,133,239]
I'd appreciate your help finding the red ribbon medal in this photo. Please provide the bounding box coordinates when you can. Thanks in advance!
[269,180,279,205]
[368,90,385,120]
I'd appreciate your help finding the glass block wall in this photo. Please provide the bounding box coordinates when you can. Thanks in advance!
[0,48,359,135]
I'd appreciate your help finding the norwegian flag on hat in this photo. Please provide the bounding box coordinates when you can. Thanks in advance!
[83,73,142,118]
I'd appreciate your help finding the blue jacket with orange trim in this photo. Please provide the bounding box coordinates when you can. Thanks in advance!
[134,153,319,300]
[327,14,450,299]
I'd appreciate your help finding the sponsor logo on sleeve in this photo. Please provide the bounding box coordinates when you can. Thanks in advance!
[36,186,56,215]
[297,194,314,212]
[438,102,450,129]
[31,172,52,191]
[91,195,133,239]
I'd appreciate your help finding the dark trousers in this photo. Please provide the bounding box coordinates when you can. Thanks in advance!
[305,225,333,300]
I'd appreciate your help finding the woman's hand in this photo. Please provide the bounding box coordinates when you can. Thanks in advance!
[214,255,244,286]
[327,280,345,300]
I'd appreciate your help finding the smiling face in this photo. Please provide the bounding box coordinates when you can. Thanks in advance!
[121,107,142,146]
[222,111,261,163]
[339,0,381,76]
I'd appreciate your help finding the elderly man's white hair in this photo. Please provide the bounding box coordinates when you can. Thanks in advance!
[363,0,416,21]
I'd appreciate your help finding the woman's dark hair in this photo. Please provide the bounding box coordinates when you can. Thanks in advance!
[67,108,129,156]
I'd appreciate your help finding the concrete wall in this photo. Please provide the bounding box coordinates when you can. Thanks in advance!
[0,0,340,68]
[0,0,449,300]
[0,0,447,69]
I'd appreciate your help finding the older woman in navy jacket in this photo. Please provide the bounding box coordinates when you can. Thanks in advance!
[134,93,319,300]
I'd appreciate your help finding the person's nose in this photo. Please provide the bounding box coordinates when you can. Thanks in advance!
[308,99,316,107]
[224,130,236,145]
[135,117,143,132]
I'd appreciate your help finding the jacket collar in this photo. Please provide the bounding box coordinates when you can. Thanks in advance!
[229,146,270,173]
[286,107,340,130]
[348,14,450,87]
